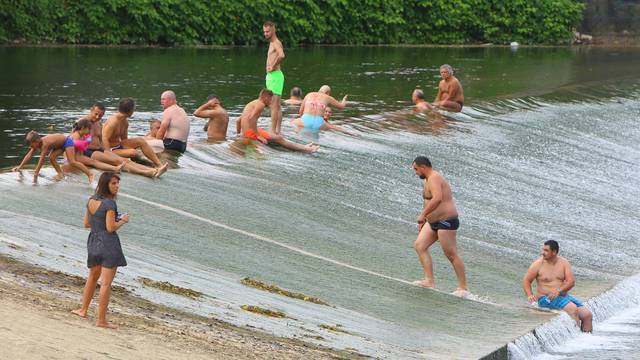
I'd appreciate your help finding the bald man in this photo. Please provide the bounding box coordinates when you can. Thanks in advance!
[156,90,190,153]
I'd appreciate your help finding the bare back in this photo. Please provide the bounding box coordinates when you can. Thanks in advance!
[240,100,266,133]
[423,171,458,222]
[162,105,190,142]
[206,106,229,140]
[300,92,345,116]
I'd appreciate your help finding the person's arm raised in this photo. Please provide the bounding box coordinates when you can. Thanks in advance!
[329,95,348,110]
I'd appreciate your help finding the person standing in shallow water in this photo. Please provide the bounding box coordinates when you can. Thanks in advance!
[263,21,285,134]
[412,156,468,296]
[72,172,129,329]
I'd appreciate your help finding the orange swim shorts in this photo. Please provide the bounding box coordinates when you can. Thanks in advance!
[243,128,270,140]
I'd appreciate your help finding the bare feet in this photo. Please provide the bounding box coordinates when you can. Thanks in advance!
[304,143,320,153]
[412,279,435,288]
[154,162,169,178]
[96,321,118,329]
[452,288,470,298]
[71,309,87,318]
[114,161,126,173]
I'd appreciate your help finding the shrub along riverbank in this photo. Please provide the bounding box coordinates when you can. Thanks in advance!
[0,0,585,46]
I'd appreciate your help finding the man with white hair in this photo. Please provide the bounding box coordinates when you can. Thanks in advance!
[412,89,434,112]
[156,90,190,153]
[433,64,464,112]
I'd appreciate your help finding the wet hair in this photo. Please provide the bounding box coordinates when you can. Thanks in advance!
[73,118,92,132]
[290,87,302,98]
[440,64,454,75]
[92,102,105,111]
[413,156,432,168]
[149,119,161,127]
[95,171,120,199]
[208,94,219,101]
[544,240,559,253]
[259,88,274,98]
[25,130,41,144]
[413,89,424,100]
[118,98,135,114]
[263,21,276,28]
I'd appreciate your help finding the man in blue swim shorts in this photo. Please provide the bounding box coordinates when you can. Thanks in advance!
[263,21,285,134]
[523,240,593,332]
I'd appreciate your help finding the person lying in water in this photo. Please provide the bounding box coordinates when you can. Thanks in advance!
[236,89,318,153]
[194,94,229,142]
[13,129,94,184]
[295,85,348,131]
[523,240,593,332]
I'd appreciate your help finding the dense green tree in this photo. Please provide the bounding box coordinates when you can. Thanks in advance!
[0,0,585,45]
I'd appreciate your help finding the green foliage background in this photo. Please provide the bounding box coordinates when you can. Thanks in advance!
[0,0,585,45]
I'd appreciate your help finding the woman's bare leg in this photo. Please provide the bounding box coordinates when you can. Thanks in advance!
[96,267,118,329]
[71,266,102,318]
[65,147,94,184]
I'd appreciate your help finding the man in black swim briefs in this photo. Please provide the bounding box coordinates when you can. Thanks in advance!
[412,156,468,296]
[432,64,465,113]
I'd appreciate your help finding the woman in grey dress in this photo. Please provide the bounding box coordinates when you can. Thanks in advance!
[72,171,129,328]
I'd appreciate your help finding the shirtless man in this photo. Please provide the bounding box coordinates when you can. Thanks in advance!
[433,64,464,112]
[412,89,434,112]
[237,89,318,153]
[523,240,593,332]
[156,90,190,153]
[194,94,229,141]
[102,98,168,176]
[412,156,468,296]
[284,87,303,106]
[80,104,160,178]
[263,21,285,134]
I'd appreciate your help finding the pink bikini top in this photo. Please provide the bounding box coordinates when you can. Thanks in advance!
[74,135,92,152]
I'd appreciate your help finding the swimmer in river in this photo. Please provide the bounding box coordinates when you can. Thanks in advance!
[523,240,593,332]
[412,89,434,113]
[293,85,348,131]
[284,86,303,106]
[194,94,229,142]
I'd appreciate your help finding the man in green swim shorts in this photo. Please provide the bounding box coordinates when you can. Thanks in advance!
[263,21,285,134]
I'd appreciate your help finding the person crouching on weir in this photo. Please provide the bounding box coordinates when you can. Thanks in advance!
[523,240,593,332]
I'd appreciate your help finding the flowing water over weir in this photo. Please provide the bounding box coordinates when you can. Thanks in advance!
[1,46,639,359]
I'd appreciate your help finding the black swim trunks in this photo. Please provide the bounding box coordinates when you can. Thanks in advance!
[84,148,103,158]
[429,217,460,231]
[163,138,187,153]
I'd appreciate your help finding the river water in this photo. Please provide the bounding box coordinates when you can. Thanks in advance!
[0,46,639,359]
